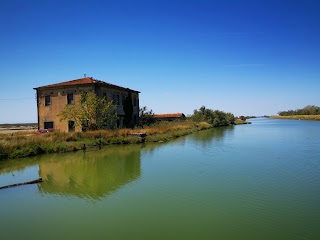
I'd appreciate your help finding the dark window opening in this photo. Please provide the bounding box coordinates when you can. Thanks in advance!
[44,121,54,129]
[134,96,137,107]
[103,92,107,101]
[68,121,75,132]
[113,94,120,105]
[67,93,74,104]
[45,95,51,106]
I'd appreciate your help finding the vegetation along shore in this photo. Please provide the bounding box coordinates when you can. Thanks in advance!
[269,115,320,121]
[270,105,320,121]
[0,106,251,161]
[0,121,211,160]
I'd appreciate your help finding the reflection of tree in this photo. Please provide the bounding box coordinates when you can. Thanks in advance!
[38,145,141,200]
[189,126,234,149]
[141,137,186,158]
[0,156,42,175]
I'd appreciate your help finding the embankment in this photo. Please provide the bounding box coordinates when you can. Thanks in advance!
[0,121,212,160]
[269,115,320,121]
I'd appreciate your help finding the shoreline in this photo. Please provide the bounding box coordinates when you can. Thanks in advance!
[0,119,253,161]
[0,121,213,161]
[268,115,320,121]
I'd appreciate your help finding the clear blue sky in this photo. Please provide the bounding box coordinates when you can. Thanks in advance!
[0,0,319,123]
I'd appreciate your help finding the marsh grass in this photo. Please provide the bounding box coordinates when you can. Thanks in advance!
[269,115,320,121]
[0,121,212,160]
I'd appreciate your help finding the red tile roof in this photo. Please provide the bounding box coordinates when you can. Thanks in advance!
[153,113,185,119]
[34,77,140,93]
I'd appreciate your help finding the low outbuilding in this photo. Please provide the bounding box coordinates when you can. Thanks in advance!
[153,113,186,122]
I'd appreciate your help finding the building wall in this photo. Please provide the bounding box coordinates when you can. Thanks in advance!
[154,115,186,122]
[95,86,140,126]
[36,84,139,132]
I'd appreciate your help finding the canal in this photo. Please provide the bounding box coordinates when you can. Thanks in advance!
[1,118,320,239]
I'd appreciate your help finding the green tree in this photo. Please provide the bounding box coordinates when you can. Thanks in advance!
[278,105,320,116]
[190,106,235,126]
[123,91,134,128]
[58,91,118,131]
[139,106,155,126]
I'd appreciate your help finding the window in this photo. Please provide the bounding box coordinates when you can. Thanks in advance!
[44,121,54,129]
[112,94,120,105]
[67,93,74,104]
[103,92,107,101]
[45,95,51,106]
[122,95,126,106]
[134,96,137,107]
[68,121,75,132]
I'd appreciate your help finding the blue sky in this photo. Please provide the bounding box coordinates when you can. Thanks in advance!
[0,0,319,123]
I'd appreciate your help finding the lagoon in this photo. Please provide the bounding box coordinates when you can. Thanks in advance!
[1,118,320,239]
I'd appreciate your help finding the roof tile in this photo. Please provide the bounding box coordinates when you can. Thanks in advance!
[153,113,185,118]
[34,77,140,93]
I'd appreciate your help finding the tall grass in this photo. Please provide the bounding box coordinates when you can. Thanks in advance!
[269,115,320,121]
[0,121,211,160]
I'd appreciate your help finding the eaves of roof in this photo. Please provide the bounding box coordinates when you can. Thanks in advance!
[153,113,185,118]
[33,77,140,93]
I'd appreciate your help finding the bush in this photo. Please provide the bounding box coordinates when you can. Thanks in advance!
[190,106,234,126]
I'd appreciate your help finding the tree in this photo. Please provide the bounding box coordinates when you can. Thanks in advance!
[278,105,320,116]
[139,106,155,126]
[123,91,134,128]
[58,91,118,131]
[190,106,235,126]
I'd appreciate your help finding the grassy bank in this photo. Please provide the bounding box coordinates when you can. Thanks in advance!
[0,121,212,160]
[269,115,320,121]
[234,118,252,125]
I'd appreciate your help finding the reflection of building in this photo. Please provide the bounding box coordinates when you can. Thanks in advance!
[38,147,141,199]
[34,77,140,131]
[153,113,186,122]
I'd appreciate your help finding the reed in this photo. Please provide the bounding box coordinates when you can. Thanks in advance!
[269,115,320,121]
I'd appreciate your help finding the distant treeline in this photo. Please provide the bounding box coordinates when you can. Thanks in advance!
[0,123,37,128]
[278,105,320,116]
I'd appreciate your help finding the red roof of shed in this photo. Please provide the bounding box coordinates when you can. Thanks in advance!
[153,113,185,119]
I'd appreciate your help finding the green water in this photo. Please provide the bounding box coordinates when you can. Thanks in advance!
[1,118,320,240]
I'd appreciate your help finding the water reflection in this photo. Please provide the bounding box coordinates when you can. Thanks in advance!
[189,126,234,148]
[0,128,232,199]
[38,146,141,200]
[0,145,142,200]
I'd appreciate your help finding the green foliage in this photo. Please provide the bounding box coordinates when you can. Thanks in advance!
[0,121,212,160]
[123,91,134,128]
[0,145,8,160]
[139,106,155,126]
[190,106,235,126]
[59,91,118,131]
[278,105,320,116]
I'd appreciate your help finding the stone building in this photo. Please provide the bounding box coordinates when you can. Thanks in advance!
[34,77,140,132]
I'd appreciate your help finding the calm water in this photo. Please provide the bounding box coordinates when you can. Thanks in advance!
[1,118,320,240]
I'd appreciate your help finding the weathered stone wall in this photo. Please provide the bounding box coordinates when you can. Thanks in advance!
[37,84,139,132]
